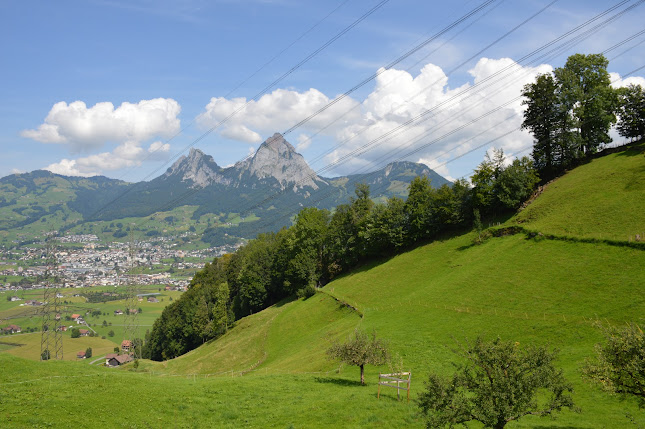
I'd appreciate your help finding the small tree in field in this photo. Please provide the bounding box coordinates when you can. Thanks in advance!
[327,329,389,385]
[418,337,575,429]
[583,322,645,406]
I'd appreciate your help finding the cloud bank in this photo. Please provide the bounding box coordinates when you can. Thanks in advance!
[22,98,180,176]
[198,58,553,178]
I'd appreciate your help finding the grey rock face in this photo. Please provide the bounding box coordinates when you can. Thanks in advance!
[164,148,230,188]
[234,133,326,190]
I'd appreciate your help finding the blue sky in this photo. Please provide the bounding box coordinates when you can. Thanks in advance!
[1,0,643,183]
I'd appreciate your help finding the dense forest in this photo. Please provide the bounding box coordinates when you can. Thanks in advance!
[143,53,644,361]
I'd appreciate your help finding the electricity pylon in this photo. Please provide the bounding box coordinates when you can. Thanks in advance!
[40,231,63,361]
[122,229,140,358]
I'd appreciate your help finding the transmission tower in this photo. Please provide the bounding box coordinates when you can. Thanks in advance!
[40,231,63,361]
[122,229,140,358]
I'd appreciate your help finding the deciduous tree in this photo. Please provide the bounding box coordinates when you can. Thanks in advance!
[616,84,645,140]
[327,329,389,385]
[522,73,560,178]
[418,337,575,429]
[554,53,616,155]
[583,322,645,406]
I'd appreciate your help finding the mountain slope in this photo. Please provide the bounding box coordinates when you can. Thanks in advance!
[140,142,645,427]
[2,143,644,428]
[0,170,128,231]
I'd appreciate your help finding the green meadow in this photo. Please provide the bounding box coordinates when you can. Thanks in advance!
[0,285,184,357]
[1,143,644,427]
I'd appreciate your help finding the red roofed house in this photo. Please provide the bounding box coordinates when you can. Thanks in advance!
[121,340,132,352]
[71,314,81,321]
[77,350,86,359]
[3,324,21,334]
[79,329,90,337]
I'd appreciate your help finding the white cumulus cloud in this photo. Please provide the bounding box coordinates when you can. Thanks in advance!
[197,88,361,143]
[22,98,181,153]
[610,72,645,89]
[323,58,552,177]
[44,140,172,177]
[25,98,180,177]
[196,58,554,179]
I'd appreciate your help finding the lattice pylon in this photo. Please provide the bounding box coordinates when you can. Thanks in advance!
[122,229,140,359]
[40,232,63,361]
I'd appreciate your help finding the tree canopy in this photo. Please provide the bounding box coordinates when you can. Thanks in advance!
[418,337,575,429]
[583,322,645,406]
[616,84,645,140]
[522,53,617,180]
[327,329,389,385]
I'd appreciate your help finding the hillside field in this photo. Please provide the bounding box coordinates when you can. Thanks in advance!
[1,142,644,427]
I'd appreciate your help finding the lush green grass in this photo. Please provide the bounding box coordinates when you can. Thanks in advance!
[1,332,118,361]
[1,144,644,427]
[0,353,420,428]
[514,141,645,241]
[0,285,182,350]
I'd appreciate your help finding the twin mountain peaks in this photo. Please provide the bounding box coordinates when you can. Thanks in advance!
[164,133,326,191]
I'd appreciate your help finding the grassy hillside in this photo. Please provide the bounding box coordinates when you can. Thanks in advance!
[514,141,645,241]
[1,143,644,427]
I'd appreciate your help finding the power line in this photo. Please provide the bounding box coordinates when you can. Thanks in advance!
[130,0,642,239]
[85,0,391,221]
[282,0,502,135]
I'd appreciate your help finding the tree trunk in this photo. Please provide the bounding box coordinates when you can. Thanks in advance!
[360,364,365,385]
[494,419,506,429]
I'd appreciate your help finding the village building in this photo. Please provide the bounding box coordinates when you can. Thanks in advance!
[121,339,132,352]
[77,350,86,359]
[107,354,133,367]
[105,353,119,365]
[3,324,21,334]
[79,329,90,337]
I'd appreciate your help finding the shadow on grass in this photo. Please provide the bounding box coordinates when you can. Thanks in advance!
[273,295,297,308]
[456,241,477,251]
[614,140,644,157]
[314,376,363,387]
[533,425,584,429]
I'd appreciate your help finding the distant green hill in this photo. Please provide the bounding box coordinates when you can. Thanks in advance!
[1,143,644,428]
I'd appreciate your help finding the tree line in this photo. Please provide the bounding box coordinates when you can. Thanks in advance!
[143,150,538,361]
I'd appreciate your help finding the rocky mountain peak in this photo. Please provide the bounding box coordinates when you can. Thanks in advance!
[235,133,325,191]
[163,147,229,188]
[262,132,297,154]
